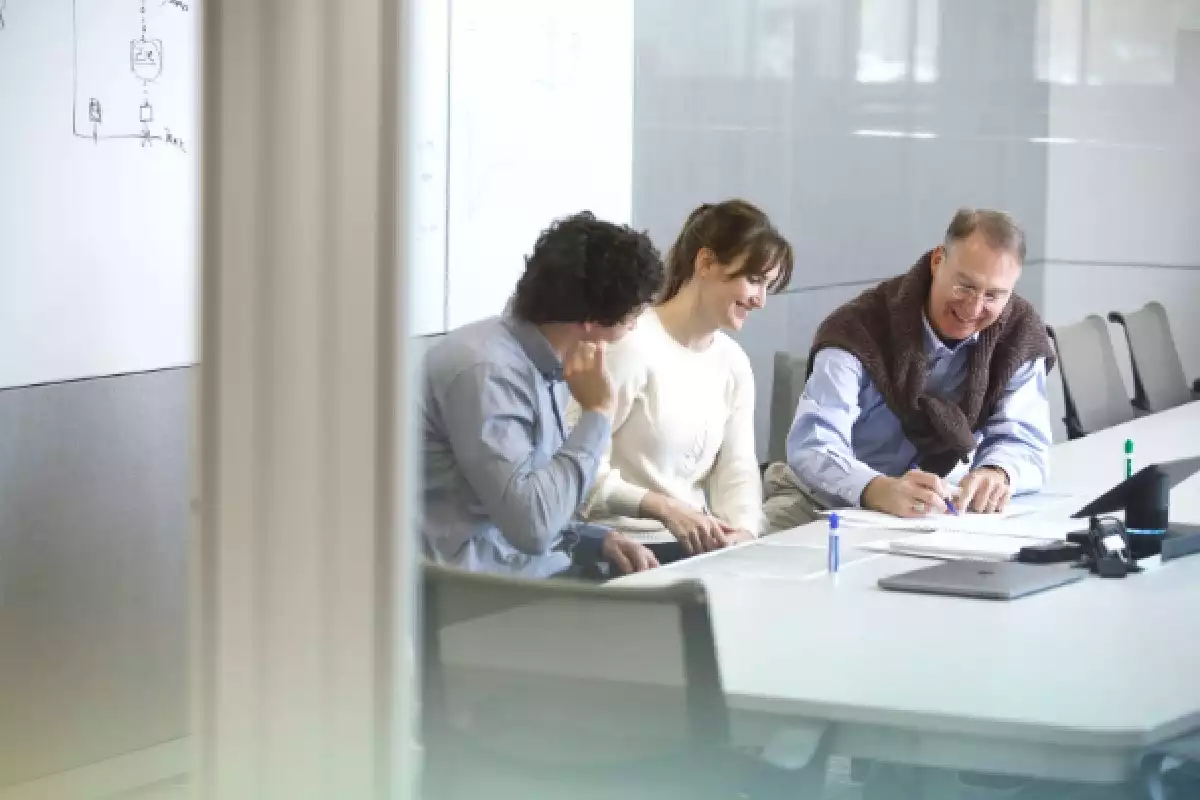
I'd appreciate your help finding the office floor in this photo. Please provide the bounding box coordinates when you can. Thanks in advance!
[104,763,864,800]
[108,777,188,800]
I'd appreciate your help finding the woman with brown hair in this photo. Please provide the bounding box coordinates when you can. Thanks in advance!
[567,199,794,563]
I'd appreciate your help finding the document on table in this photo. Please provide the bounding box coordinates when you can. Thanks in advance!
[859,531,1054,561]
[822,499,1081,540]
[1004,491,1082,516]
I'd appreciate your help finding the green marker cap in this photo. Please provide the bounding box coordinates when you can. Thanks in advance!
[1124,438,1134,454]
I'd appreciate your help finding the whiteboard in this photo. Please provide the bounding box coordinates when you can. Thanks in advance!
[404,0,449,336]
[444,0,634,329]
[0,0,197,388]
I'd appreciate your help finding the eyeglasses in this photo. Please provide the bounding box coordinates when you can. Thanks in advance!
[950,282,1008,309]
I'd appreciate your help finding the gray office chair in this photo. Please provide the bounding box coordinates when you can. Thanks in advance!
[1046,317,1136,439]
[767,352,809,466]
[420,565,749,800]
[1107,302,1200,413]
[1139,730,1200,799]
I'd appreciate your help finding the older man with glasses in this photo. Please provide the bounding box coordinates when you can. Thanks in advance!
[763,208,1056,531]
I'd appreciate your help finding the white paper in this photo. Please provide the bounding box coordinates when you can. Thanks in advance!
[864,531,1053,561]
[824,508,1080,539]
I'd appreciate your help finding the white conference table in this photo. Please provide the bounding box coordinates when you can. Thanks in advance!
[610,401,1200,785]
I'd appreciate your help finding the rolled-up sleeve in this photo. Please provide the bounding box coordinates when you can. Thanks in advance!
[973,358,1051,495]
[786,348,880,507]
[440,364,611,555]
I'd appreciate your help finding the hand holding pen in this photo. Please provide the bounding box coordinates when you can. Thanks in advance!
[908,457,959,515]
[861,463,958,518]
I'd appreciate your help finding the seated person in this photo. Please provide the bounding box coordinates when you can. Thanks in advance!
[763,208,1054,531]
[569,200,794,561]
[421,212,663,577]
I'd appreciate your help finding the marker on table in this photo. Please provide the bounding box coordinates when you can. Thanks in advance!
[1125,438,1134,479]
[827,512,840,574]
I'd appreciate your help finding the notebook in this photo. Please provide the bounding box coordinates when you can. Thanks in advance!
[862,531,1054,561]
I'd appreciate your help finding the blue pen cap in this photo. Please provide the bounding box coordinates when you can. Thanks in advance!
[829,512,840,531]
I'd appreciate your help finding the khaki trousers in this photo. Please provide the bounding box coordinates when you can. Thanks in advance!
[761,462,832,533]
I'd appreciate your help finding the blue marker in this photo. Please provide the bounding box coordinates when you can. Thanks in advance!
[828,512,840,573]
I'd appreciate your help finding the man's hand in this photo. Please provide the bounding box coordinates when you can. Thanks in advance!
[563,341,614,416]
[957,466,1011,513]
[601,532,659,574]
[642,494,729,555]
[722,529,756,545]
[861,469,952,518]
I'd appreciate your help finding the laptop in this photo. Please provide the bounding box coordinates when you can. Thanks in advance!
[878,559,1084,600]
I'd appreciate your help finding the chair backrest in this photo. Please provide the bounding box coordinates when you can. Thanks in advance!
[420,564,730,799]
[1108,302,1193,413]
[1047,316,1134,437]
[768,351,809,464]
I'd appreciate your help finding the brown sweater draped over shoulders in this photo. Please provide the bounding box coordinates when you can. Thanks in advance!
[807,252,1055,477]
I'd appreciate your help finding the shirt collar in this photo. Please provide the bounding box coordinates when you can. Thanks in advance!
[921,313,979,357]
[502,316,564,380]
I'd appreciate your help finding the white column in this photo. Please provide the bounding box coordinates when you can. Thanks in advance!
[195,0,416,798]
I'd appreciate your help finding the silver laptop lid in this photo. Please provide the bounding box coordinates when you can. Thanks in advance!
[879,559,1085,600]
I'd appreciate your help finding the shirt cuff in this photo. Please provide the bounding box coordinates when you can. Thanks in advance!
[567,410,612,454]
[974,457,1041,495]
[841,463,883,508]
[569,522,610,565]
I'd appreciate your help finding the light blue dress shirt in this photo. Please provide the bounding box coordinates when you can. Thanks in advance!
[421,316,612,577]
[786,316,1051,508]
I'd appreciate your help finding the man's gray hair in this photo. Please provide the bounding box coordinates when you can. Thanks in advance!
[944,208,1026,263]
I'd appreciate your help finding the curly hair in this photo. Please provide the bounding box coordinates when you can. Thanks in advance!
[510,212,664,326]
[660,199,794,303]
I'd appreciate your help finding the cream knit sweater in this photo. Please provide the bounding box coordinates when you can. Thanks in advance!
[567,309,764,542]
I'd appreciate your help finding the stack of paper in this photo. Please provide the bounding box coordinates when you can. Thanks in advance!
[821,499,1084,561]
[863,531,1053,561]
[822,508,1079,539]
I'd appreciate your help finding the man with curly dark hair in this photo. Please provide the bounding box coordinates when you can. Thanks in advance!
[421,212,665,578]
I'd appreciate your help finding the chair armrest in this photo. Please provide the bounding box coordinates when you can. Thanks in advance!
[1192,378,1200,396]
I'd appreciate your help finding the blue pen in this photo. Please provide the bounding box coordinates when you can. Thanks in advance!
[910,457,957,514]
[828,513,840,573]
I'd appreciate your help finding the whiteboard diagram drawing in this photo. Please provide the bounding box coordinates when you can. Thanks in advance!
[72,0,189,151]
[0,0,198,390]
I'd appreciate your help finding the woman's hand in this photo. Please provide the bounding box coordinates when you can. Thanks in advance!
[641,494,729,555]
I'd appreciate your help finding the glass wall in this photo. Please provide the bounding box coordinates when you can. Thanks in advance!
[423,0,1200,446]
